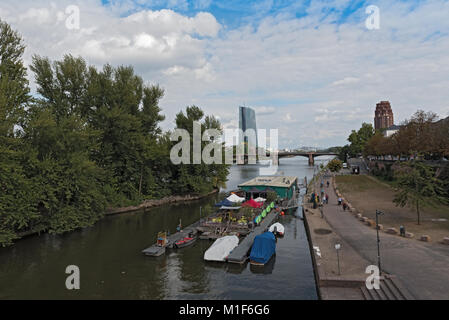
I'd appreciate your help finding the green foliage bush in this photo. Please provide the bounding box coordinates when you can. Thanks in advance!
[266,191,278,203]
[0,20,229,246]
[327,159,343,172]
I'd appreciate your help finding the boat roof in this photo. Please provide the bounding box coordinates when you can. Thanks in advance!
[238,176,297,188]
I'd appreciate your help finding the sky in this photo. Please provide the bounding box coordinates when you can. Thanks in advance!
[1,0,449,149]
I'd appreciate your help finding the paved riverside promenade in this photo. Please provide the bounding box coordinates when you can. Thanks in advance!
[309,174,449,300]
[303,194,369,299]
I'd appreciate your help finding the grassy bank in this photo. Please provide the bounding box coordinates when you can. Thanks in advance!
[336,175,449,242]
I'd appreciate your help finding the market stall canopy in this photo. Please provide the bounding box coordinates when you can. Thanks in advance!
[241,198,262,208]
[227,194,246,203]
[254,197,266,203]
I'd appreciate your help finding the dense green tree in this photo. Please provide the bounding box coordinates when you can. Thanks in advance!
[347,123,375,157]
[0,20,231,246]
[338,145,350,162]
[393,161,447,225]
[30,56,168,204]
[172,106,229,194]
[0,19,36,246]
[327,159,343,172]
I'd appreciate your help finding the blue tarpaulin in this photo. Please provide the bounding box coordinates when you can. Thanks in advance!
[249,232,276,264]
[214,199,234,207]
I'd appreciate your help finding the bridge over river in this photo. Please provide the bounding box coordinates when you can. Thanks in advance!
[234,151,338,166]
[277,151,338,165]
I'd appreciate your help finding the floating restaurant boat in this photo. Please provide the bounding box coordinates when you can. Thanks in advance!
[269,222,285,237]
[204,235,239,262]
[249,232,276,266]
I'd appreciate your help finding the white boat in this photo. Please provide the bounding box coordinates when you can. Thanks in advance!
[204,235,239,262]
[269,222,285,236]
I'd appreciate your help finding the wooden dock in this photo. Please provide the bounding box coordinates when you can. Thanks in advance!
[227,210,279,264]
[142,220,200,255]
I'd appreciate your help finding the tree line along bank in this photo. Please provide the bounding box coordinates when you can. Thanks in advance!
[0,20,229,246]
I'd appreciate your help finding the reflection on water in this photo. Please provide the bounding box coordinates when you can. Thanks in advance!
[249,256,276,275]
[0,156,333,300]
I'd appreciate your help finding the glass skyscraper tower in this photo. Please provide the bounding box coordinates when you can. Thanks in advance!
[239,106,258,155]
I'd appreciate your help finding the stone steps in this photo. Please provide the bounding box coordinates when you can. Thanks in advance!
[360,276,414,300]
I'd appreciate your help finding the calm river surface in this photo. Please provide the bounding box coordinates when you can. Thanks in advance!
[0,156,332,299]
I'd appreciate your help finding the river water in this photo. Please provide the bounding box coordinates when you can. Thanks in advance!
[0,156,332,300]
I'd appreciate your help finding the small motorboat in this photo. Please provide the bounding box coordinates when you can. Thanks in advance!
[204,235,239,262]
[174,236,197,248]
[269,222,285,237]
[249,232,276,266]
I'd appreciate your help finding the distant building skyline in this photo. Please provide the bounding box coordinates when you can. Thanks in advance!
[374,101,394,130]
[239,105,258,154]
[384,124,401,137]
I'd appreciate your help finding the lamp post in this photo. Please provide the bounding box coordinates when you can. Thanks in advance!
[375,210,384,275]
[335,243,341,275]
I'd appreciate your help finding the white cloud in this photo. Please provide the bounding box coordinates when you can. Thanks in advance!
[253,106,276,115]
[1,0,449,149]
[332,77,360,86]
[283,113,297,123]
[134,33,159,49]
[19,7,52,24]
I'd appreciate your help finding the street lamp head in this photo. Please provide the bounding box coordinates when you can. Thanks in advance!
[335,243,341,250]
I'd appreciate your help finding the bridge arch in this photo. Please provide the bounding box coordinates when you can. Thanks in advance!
[276,152,338,166]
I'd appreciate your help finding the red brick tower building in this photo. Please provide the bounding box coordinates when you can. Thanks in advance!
[374,101,394,130]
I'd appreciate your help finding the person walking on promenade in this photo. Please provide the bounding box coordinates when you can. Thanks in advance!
[342,202,348,211]
[325,193,329,204]
[326,181,330,188]
[338,197,342,205]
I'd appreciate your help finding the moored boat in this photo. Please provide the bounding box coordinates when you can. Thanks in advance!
[269,222,285,236]
[174,236,197,248]
[204,235,239,262]
[249,232,276,266]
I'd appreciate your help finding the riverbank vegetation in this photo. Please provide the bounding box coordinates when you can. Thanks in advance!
[364,110,449,161]
[0,20,229,246]
[336,109,449,227]
[336,123,375,162]
[364,111,449,205]
[327,159,343,172]
[336,175,449,241]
